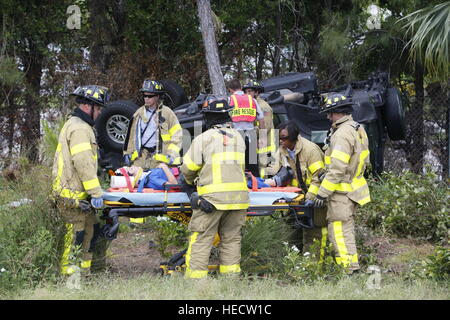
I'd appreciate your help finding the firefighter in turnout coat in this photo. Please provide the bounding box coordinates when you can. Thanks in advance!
[313,92,371,272]
[52,85,110,275]
[123,79,182,170]
[180,95,249,279]
[264,121,328,259]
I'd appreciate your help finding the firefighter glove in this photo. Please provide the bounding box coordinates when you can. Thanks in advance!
[79,200,91,213]
[273,166,294,187]
[313,195,326,208]
[190,192,200,209]
[91,197,104,209]
[123,154,132,166]
[304,199,315,207]
[199,197,215,213]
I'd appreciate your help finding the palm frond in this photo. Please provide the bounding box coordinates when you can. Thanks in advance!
[400,2,450,79]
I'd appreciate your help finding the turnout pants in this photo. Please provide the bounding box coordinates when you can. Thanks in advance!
[185,208,247,279]
[326,193,360,271]
[59,205,105,275]
[303,206,328,263]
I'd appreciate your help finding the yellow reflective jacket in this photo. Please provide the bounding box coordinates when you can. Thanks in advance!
[317,115,371,206]
[124,103,182,166]
[256,97,275,158]
[180,123,249,210]
[52,115,103,204]
[263,135,325,199]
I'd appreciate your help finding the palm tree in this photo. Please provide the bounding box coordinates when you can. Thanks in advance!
[401,1,450,80]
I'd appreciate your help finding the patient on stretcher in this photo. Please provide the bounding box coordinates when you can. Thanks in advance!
[111,164,294,192]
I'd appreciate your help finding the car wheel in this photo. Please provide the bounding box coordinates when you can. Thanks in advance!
[160,80,188,108]
[382,87,406,141]
[95,100,139,153]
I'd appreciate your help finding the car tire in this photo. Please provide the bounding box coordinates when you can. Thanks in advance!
[95,100,139,153]
[382,87,406,141]
[160,80,188,108]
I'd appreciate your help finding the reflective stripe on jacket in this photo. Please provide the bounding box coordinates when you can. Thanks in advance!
[52,116,103,202]
[180,124,249,210]
[124,103,182,166]
[318,115,371,206]
[230,94,257,123]
[256,97,275,155]
[264,135,325,199]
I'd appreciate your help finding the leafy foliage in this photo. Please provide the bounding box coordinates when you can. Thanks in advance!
[280,241,347,284]
[0,165,65,292]
[146,216,189,259]
[410,245,450,281]
[358,170,449,242]
[240,215,294,274]
[401,2,450,80]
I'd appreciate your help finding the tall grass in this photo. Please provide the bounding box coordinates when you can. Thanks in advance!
[0,164,65,292]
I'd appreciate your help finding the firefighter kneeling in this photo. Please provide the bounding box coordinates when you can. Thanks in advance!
[180,95,249,279]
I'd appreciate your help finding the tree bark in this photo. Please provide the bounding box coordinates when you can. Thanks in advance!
[197,0,227,96]
[272,11,282,76]
[410,62,425,173]
[21,41,43,163]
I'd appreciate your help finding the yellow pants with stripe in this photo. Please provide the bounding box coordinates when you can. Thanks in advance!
[302,206,328,262]
[59,206,98,275]
[185,208,247,279]
[326,193,360,271]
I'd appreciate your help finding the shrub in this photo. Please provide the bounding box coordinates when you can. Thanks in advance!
[280,240,346,283]
[410,246,450,281]
[358,170,449,242]
[146,215,189,258]
[240,215,295,274]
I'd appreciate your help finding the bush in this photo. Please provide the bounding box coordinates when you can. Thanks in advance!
[358,170,449,242]
[0,164,65,293]
[146,215,189,258]
[240,215,295,274]
[410,246,450,281]
[280,241,346,283]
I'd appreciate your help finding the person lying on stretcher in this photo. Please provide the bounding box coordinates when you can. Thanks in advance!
[113,163,178,191]
[113,164,294,191]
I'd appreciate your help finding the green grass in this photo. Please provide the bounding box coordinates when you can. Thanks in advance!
[5,273,449,300]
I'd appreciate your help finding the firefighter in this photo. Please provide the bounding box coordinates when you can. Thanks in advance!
[123,79,183,223]
[226,79,264,177]
[264,121,328,259]
[180,95,249,279]
[52,85,110,276]
[242,80,275,176]
[123,79,182,170]
[313,92,371,273]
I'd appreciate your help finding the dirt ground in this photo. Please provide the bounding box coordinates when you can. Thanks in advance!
[105,223,436,278]
[107,226,165,277]
[365,236,435,273]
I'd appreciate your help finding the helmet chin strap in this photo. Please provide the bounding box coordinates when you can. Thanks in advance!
[90,104,95,121]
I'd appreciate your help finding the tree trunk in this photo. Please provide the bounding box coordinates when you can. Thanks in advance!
[445,89,450,178]
[197,0,226,95]
[21,42,43,163]
[272,11,282,76]
[410,62,425,173]
[88,0,127,72]
[256,42,266,81]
